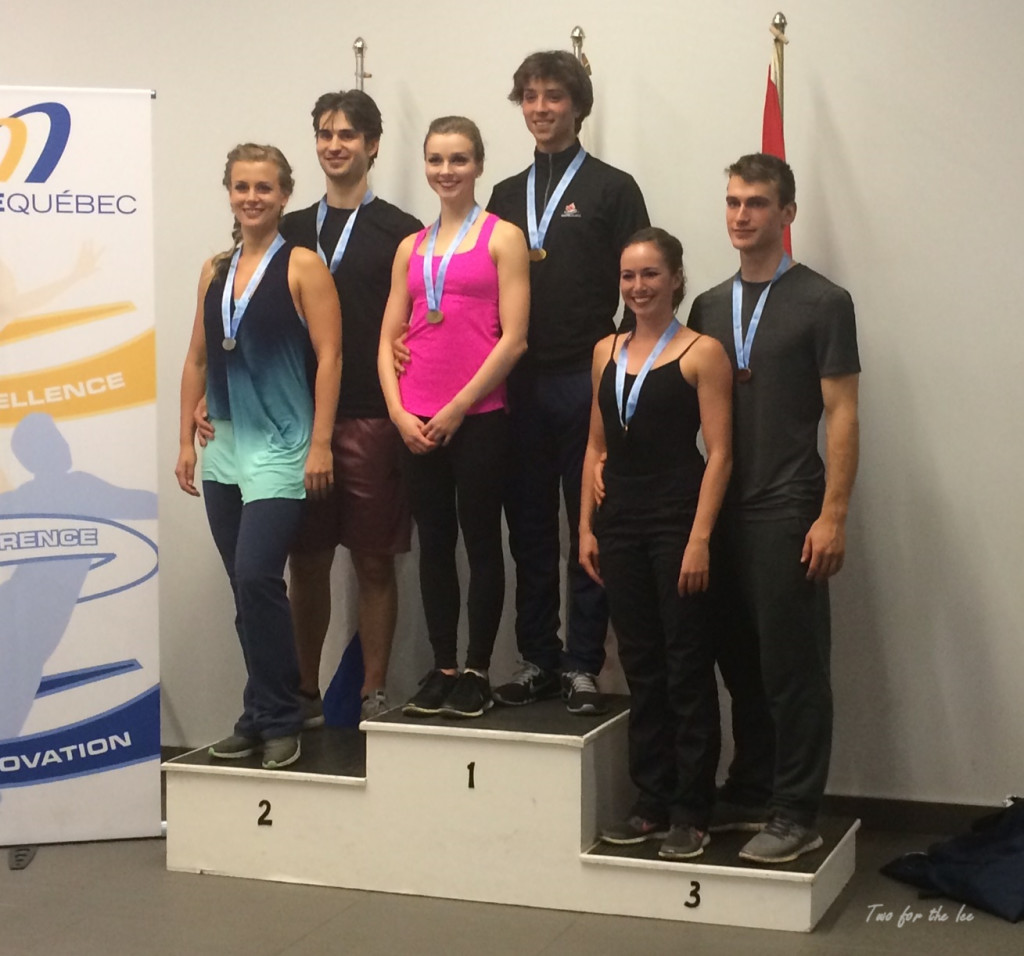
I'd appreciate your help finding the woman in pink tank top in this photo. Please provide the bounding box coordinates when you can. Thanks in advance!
[378,116,529,719]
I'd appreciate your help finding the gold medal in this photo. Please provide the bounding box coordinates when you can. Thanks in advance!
[529,248,547,262]
[427,309,444,324]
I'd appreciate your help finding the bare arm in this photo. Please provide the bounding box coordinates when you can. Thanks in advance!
[578,336,613,587]
[678,336,733,595]
[802,373,860,580]
[377,236,435,455]
[290,248,342,499]
[421,220,530,445]
[175,261,214,497]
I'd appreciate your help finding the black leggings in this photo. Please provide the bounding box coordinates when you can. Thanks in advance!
[403,410,509,671]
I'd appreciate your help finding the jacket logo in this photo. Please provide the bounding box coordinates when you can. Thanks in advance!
[561,202,582,218]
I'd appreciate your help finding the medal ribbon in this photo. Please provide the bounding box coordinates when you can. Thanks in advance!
[221,234,286,344]
[614,317,683,431]
[731,253,791,374]
[423,204,482,313]
[526,147,587,253]
[315,190,373,274]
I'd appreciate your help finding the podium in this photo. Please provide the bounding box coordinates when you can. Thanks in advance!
[164,698,857,932]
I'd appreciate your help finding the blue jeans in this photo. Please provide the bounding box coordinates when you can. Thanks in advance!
[203,482,304,740]
[505,365,608,674]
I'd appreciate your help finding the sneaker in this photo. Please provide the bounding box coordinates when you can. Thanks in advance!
[208,734,259,759]
[440,671,494,719]
[402,670,459,717]
[299,692,325,730]
[493,661,560,706]
[709,799,770,833]
[261,734,301,770]
[738,815,823,864]
[562,671,608,716]
[659,825,710,860]
[600,815,670,845]
[360,688,390,720]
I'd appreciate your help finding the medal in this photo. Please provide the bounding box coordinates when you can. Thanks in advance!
[423,204,482,324]
[526,146,586,260]
[731,253,791,382]
[315,190,373,274]
[614,317,683,432]
[221,233,286,352]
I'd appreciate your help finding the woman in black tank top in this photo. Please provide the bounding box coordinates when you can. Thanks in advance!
[579,228,733,859]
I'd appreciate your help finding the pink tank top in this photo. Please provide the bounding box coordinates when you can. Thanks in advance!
[400,213,506,417]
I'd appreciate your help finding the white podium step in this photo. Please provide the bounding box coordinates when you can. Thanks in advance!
[164,698,857,932]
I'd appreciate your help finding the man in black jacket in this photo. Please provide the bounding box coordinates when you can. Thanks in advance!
[488,51,649,715]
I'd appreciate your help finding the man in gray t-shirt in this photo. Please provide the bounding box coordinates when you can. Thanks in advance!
[688,153,860,865]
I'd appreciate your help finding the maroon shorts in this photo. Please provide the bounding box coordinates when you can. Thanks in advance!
[291,417,411,556]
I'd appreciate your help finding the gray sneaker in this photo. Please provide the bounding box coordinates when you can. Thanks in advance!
[738,816,823,864]
[709,799,770,833]
[360,689,390,720]
[261,734,301,770]
[562,671,608,715]
[208,734,259,759]
[300,692,325,730]
[659,825,710,860]
[600,814,670,845]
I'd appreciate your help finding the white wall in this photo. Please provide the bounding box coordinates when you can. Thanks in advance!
[6,0,1023,806]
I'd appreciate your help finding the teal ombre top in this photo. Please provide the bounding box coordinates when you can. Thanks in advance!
[202,242,316,502]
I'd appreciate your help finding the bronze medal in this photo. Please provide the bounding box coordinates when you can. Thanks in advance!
[529,248,547,262]
[735,367,752,383]
[426,309,444,325]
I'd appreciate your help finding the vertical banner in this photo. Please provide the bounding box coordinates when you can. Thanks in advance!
[0,87,159,844]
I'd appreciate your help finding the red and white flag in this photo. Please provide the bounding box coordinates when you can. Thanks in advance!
[761,42,792,253]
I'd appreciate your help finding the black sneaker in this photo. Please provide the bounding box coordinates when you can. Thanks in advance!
[562,671,608,715]
[493,661,560,706]
[600,814,671,845]
[659,825,710,860]
[440,671,494,719]
[402,670,459,717]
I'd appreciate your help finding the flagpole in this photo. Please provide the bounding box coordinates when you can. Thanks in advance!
[770,13,788,123]
[353,37,371,91]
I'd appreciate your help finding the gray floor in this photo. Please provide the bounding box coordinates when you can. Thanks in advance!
[3,827,1020,955]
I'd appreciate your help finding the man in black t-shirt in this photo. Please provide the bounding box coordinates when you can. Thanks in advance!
[687,153,860,864]
[274,91,420,723]
[487,51,649,716]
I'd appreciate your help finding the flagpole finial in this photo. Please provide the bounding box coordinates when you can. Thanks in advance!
[570,25,592,75]
[353,37,372,90]
[770,12,789,45]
